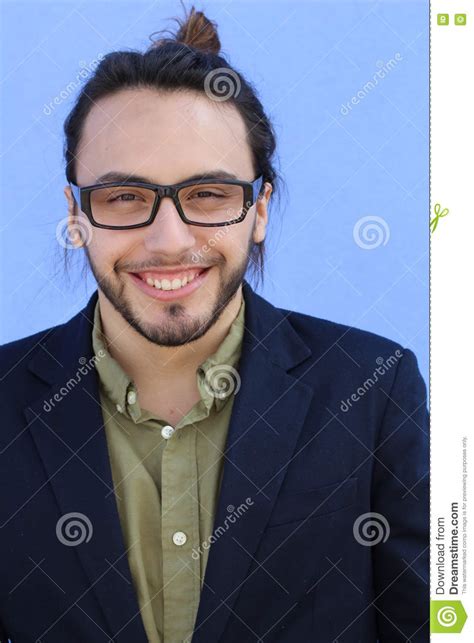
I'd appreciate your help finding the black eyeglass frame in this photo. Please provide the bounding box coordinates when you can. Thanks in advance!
[69,175,265,230]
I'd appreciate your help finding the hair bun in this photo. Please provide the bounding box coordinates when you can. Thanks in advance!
[148,2,221,55]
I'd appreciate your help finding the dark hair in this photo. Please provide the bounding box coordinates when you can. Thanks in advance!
[63,1,283,288]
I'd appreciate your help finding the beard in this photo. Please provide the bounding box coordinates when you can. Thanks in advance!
[84,236,255,347]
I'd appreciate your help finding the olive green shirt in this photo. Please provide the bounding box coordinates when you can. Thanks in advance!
[91,294,246,643]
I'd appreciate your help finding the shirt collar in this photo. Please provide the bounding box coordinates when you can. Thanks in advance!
[91,292,246,420]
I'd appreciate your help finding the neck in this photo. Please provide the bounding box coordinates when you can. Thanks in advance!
[97,285,243,385]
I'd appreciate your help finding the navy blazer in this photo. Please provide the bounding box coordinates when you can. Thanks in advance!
[0,280,429,642]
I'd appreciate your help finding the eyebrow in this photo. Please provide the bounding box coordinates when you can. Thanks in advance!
[94,170,240,184]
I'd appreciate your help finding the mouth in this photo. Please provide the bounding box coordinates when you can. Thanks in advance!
[128,266,212,301]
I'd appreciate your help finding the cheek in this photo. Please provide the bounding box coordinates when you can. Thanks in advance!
[194,222,252,260]
[87,231,132,270]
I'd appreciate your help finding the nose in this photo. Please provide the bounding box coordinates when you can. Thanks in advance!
[143,195,196,254]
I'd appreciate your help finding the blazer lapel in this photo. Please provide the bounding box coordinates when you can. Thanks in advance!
[23,292,148,643]
[191,281,316,643]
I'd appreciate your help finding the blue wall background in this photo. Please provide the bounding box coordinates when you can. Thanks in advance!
[0,0,429,389]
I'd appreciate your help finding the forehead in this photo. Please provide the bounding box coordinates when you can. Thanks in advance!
[75,88,254,184]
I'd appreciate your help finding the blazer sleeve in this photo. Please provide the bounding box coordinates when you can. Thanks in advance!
[371,347,429,642]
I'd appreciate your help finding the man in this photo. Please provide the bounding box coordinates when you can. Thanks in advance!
[0,87,428,641]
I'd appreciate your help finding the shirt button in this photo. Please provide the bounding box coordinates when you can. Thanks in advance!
[172,531,187,546]
[116,403,123,413]
[161,425,175,439]
[127,390,137,405]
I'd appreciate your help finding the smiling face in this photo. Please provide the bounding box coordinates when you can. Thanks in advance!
[65,88,272,347]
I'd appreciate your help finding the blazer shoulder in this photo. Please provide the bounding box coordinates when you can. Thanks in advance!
[0,323,64,380]
[279,306,406,365]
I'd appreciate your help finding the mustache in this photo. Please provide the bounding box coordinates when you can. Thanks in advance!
[118,257,223,272]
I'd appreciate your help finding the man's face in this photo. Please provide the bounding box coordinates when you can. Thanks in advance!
[65,88,271,347]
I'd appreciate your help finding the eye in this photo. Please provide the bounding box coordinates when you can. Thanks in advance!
[192,191,223,199]
[109,193,141,202]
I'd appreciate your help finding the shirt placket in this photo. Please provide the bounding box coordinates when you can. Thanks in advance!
[161,423,201,642]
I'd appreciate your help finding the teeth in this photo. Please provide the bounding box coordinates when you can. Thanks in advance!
[141,268,206,291]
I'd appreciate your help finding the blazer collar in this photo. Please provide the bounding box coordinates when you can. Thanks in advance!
[24,279,315,643]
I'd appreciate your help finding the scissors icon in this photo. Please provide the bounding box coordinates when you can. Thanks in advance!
[430,203,449,233]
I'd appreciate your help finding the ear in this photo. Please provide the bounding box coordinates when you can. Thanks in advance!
[252,182,272,244]
[63,185,86,249]
[64,185,75,215]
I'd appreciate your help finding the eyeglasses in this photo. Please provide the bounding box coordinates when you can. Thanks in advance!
[69,175,264,230]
